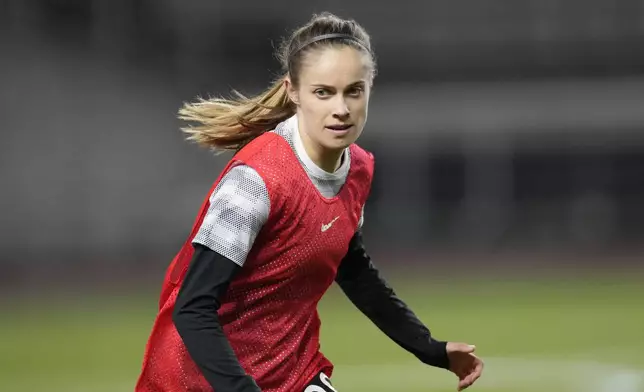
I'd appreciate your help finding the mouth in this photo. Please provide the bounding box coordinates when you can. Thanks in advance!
[325,124,353,133]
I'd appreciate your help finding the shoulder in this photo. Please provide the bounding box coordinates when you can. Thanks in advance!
[349,143,375,177]
[194,164,270,266]
[213,164,266,197]
[210,164,270,214]
[350,142,375,163]
[229,131,298,197]
[232,131,286,162]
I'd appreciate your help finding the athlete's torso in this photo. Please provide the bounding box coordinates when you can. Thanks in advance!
[137,114,374,392]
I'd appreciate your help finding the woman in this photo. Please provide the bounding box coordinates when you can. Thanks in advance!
[135,12,483,392]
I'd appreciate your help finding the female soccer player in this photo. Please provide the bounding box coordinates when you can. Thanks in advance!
[135,12,483,392]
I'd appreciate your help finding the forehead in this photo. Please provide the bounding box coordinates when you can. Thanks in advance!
[299,46,372,86]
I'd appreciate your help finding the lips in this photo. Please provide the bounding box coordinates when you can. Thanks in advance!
[326,124,353,131]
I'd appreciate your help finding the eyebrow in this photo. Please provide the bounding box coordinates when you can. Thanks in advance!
[310,81,366,89]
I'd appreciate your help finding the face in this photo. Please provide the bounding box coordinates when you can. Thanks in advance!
[286,45,373,152]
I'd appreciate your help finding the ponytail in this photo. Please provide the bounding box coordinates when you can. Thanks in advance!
[178,75,295,152]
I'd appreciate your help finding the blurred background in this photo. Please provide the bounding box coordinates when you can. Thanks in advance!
[1,1,643,391]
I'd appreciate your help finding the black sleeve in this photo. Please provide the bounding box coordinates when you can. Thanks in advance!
[173,243,262,392]
[334,231,450,370]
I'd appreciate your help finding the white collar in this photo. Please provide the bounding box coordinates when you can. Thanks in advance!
[286,114,350,180]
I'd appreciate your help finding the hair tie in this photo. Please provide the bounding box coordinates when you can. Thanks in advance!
[289,33,369,59]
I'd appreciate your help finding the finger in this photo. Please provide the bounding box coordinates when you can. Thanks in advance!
[447,342,476,354]
[463,362,482,382]
[472,359,484,379]
[456,373,466,391]
[457,378,472,391]
[466,360,484,385]
[472,358,483,372]
[459,373,476,389]
[466,372,478,385]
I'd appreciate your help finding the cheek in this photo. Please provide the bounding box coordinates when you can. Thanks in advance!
[350,99,368,117]
[302,99,330,119]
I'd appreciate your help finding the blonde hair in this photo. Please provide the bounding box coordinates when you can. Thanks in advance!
[179,76,294,152]
[179,12,375,152]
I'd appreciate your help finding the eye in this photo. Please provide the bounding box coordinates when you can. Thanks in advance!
[314,89,332,98]
[347,86,364,97]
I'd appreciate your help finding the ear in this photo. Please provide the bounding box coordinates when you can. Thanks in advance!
[284,76,299,106]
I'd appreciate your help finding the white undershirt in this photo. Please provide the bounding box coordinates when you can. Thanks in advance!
[292,115,350,183]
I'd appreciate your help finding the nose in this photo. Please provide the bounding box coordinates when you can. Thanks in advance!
[332,96,350,118]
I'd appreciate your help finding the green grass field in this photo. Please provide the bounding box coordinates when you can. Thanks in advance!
[2,270,643,392]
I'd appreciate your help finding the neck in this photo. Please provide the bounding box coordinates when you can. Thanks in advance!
[297,121,344,174]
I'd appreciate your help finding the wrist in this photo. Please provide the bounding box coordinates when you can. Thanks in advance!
[419,340,449,370]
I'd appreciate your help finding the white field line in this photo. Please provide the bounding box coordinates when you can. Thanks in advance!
[31,356,644,392]
[333,357,644,391]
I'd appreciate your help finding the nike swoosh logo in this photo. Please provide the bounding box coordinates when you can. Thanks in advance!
[321,216,340,232]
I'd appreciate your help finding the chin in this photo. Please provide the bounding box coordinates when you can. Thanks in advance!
[328,130,361,146]
[325,136,355,150]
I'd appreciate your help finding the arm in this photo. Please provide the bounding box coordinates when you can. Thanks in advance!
[173,165,270,391]
[334,230,449,370]
[173,245,261,391]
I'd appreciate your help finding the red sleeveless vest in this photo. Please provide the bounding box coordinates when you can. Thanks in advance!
[136,132,374,392]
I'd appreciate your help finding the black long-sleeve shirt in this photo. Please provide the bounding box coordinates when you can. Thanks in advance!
[334,231,449,369]
[173,244,261,391]
[172,232,448,392]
